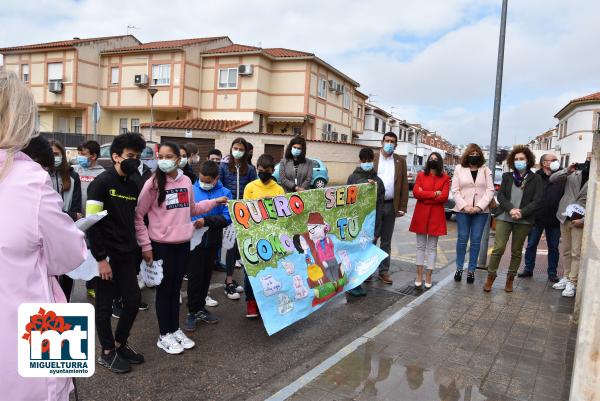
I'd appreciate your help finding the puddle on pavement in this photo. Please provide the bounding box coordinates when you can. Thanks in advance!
[313,342,491,400]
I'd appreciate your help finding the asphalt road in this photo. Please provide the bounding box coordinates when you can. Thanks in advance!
[72,198,459,401]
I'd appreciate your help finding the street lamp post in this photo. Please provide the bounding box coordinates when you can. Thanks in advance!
[478,0,508,268]
[148,87,158,142]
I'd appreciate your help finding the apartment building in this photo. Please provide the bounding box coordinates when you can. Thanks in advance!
[527,128,560,167]
[1,35,364,144]
[0,35,140,133]
[554,91,599,167]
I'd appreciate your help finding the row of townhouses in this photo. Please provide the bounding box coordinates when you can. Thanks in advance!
[0,33,460,179]
[528,92,599,167]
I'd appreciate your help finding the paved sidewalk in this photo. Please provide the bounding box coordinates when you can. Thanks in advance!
[282,267,576,401]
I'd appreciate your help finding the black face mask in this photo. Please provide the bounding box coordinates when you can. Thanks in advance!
[427,160,440,170]
[467,155,482,166]
[258,172,272,183]
[120,158,140,176]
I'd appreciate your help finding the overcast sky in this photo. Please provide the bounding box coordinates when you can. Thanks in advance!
[1,0,599,145]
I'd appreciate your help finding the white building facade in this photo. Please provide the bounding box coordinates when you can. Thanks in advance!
[555,92,600,167]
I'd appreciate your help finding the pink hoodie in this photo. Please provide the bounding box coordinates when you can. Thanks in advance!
[135,170,217,252]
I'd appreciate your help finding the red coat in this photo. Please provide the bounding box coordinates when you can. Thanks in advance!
[409,171,450,236]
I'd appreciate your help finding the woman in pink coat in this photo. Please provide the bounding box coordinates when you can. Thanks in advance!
[409,152,450,289]
[0,70,87,401]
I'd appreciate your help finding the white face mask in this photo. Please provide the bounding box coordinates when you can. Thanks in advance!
[232,150,245,160]
[157,159,177,173]
[54,156,63,167]
[179,157,188,168]
[200,181,215,191]
[549,160,560,172]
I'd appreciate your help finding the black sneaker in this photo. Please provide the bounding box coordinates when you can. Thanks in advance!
[117,343,145,365]
[98,349,131,373]
[112,300,122,319]
[466,272,475,284]
[548,275,560,283]
[224,283,241,300]
[196,309,219,324]
[454,270,463,282]
[138,301,149,311]
[518,270,533,278]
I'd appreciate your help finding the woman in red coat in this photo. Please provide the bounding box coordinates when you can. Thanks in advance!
[409,152,450,289]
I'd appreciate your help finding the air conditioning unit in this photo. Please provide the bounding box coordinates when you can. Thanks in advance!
[49,80,63,93]
[134,74,149,86]
[328,80,338,91]
[238,64,254,76]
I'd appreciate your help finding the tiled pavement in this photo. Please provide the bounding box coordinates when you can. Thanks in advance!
[286,256,576,401]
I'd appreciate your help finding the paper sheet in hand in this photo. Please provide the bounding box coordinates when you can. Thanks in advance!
[140,259,164,287]
[76,210,108,231]
[190,227,209,250]
[222,225,236,250]
[66,251,99,281]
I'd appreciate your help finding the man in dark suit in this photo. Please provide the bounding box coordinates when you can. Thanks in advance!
[372,132,409,284]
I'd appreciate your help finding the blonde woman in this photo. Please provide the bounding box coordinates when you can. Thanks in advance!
[0,69,87,401]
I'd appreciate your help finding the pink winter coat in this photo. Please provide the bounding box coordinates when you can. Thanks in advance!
[0,151,87,401]
[451,165,495,213]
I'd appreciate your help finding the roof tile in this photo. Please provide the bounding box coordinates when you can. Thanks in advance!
[0,35,137,53]
[140,118,252,132]
[102,36,229,54]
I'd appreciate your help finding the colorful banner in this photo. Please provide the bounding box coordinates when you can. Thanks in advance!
[228,183,388,335]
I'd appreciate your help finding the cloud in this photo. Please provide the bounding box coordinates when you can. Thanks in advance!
[1,0,598,147]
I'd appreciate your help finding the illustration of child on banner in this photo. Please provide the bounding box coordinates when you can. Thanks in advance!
[228,183,388,335]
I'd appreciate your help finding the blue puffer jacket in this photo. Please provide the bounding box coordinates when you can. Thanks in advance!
[219,162,257,200]
[192,180,232,248]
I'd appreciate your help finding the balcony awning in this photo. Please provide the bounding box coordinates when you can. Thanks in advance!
[267,116,306,124]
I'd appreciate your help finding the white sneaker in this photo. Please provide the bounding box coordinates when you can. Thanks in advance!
[562,281,576,297]
[205,295,219,307]
[137,274,145,290]
[157,333,184,354]
[173,329,195,349]
[553,277,569,290]
[235,259,242,268]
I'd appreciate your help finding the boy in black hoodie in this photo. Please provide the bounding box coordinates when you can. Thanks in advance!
[346,147,385,297]
[86,133,147,373]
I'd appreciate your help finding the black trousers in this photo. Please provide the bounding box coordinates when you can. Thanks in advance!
[225,241,240,276]
[95,251,141,351]
[153,241,190,335]
[58,275,73,301]
[187,246,217,314]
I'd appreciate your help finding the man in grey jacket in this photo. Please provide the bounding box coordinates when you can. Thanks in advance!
[550,155,591,298]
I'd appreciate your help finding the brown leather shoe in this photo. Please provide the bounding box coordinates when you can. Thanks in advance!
[483,274,496,292]
[379,273,393,284]
[504,274,515,293]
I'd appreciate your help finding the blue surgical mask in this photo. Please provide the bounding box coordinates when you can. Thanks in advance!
[361,162,374,171]
[232,150,245,160]
[291,148,302,157]
[77,155,90,168]
[200,181,215,191]
[157,159,177,173]
[54,156,63,168]
[383,143,395,154]
[514,161,527,171]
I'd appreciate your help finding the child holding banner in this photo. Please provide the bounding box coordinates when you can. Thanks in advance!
[346,148,385,297]
[185,161,232,331]
[135,143,227,355]
[243,154,285,318]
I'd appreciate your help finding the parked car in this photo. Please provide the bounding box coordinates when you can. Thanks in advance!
[407,165,423,189]
[273,158,329,189]
[96,141,159,171]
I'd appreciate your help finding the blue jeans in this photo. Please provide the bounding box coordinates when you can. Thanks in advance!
[455,212,489,273]
[523,225,560,277]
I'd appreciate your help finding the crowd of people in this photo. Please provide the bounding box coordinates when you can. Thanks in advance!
[0,70,591,400]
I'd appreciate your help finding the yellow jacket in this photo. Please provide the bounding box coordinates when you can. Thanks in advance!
[243,178,285,200]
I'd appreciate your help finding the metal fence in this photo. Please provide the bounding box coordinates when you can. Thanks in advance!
[39,132,117,148]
